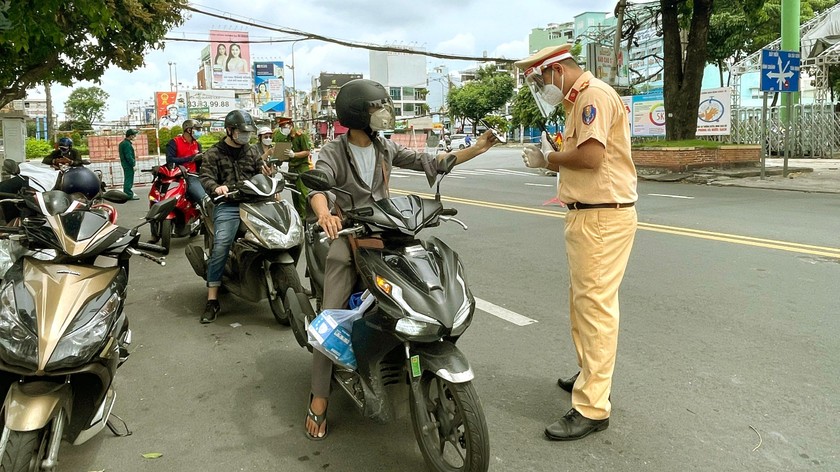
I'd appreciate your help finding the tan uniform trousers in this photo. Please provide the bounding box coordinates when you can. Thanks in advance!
[564,206,637,420]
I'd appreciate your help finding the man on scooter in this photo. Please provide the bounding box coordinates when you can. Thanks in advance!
[198,110,272,324]
[303,79,500,440]
[164,120,207,205]
[42,137,83,169]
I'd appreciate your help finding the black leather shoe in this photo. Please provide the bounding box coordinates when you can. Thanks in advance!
[557,371,580,393]
[200,300,220,324]
[545,408,609,441]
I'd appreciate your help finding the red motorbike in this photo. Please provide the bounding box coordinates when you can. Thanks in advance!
[144,163,204,254]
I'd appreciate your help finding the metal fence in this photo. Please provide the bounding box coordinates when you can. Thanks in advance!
[732,104,840,158]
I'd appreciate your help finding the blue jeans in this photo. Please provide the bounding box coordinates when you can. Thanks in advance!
[185,175,206,204]
[206,203,240,287]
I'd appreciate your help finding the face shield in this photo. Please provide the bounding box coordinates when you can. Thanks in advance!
[367,98,395,131]
[523,52,571,119]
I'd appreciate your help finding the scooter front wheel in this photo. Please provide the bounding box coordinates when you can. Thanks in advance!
[410,374,490,472]
[268,263,301,326]
[160,219,172,255]
[0,429,46,472]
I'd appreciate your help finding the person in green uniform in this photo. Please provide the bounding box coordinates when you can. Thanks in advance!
[273,116,312,217]
[119,129,140,200]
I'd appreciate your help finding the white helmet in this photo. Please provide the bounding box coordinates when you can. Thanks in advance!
[257,126,272,136]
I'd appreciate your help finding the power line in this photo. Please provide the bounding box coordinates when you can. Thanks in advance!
[184,4,514,64]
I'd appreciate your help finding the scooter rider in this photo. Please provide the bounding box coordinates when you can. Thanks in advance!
[198,109,272,324]
[165,119,207,204]
[304,78,499,440]
[43,137,84,169]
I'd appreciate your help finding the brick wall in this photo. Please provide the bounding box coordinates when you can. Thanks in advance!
[88,135,150,162]
[632,145,761,171]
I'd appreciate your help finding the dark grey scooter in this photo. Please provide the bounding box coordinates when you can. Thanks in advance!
[286,160,490,472]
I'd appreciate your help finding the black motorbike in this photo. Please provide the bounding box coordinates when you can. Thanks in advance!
[286,158,490,472]
[184,171,305,325]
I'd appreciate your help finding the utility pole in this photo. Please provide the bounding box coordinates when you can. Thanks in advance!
[610,0,627,87]
[45,83,54,143]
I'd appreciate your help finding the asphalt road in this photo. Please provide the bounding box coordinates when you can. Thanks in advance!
[59,147,840,471]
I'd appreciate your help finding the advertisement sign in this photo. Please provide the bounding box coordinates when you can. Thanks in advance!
[185,90,238,120]
[210,30,251,90]
[696,87,731,136]
[631,92,666,137]
[254,61,286,113]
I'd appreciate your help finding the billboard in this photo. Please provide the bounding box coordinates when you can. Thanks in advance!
[254,61,286,113]
[210,30,251,90]
[156,91,239,128]
[624,87,731,137]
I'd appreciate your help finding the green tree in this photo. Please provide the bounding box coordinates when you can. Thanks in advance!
[448,65,515,135]
[0,0,187,108]
[662,0,714,140]
[65,87,109,129]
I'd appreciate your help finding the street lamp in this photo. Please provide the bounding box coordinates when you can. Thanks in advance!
[286,39,306,123]
[168,62,178,92]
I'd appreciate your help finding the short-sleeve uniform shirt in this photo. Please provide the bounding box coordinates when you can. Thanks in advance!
[559,71,637,204]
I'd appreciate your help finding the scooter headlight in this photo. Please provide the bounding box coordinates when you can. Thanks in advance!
[376,275,443,339]
[395,317,442,337]
[0,282,39,370]
[47,292,119,370]
[244,211,303,249]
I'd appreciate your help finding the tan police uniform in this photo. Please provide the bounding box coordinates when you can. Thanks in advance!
[560,70,638,420]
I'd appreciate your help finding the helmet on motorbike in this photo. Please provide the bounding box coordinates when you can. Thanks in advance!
[61,167,101,200]
[335,79,394,130]
[224,110,257,133]
[58,137,73,152]
[182,119,198,132]
[256,126,272,137]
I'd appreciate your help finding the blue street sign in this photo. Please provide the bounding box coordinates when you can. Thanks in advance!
[760,49,800,92]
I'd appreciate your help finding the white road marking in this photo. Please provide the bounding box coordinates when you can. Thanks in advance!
[648,193,695,199]
[525,183,553,187]
[475,298,538,326]
[496,168,538,176]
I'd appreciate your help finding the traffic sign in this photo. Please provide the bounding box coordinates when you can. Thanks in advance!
[760,49,800,92]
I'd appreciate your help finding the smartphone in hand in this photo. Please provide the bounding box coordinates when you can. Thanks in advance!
[479,119,507,144]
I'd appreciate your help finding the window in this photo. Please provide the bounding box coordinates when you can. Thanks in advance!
[394,107,402,116]
[403,103,415,112]
[390,87,401,100]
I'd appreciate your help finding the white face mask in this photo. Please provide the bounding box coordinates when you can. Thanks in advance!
[261,137,273,146]
[369,108,395,131]
[540,69,565,108]
[233,130,252,145]
[280,126,291,136]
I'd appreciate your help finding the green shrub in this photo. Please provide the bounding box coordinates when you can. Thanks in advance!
[198,131,225,149]
[25,138,54,160]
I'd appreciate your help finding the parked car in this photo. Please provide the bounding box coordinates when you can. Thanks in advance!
[436,134,471,151]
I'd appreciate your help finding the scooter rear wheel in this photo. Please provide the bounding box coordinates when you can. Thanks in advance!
[160,219,172,255]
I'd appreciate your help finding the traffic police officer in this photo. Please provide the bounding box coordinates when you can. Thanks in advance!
[273,116,312,217]
[517,44,638,441]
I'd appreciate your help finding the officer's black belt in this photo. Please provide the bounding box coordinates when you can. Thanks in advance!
[566,202,635,210]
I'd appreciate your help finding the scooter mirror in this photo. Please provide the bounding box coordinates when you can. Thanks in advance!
[299,170,334,191]
[438,154,458,174]
[102,189,130,204]
[146,197,177,222]
[2,159,20,176]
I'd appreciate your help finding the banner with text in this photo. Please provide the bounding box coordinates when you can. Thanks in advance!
[696,87,731,136]
[210,30,251,90]
[254,61,286,113]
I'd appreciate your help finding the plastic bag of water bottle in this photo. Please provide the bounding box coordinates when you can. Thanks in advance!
[307,291,373,370]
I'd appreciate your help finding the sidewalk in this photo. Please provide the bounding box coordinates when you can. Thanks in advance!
[641,158,840,194]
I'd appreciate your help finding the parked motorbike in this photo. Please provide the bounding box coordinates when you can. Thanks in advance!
[184,170,304,325]
[0,184,175,471]
[143,161,205,255]
[286,158,490,472]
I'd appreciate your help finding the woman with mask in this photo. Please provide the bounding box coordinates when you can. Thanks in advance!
[255,126,274,161]
[272,116,311,217]
[303,79,499,440]
[198,110,272,324]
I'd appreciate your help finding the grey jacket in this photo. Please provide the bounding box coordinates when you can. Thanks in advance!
[311,133,439,213]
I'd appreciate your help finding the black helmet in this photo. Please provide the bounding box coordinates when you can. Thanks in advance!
[335,79,392,129]
[182,119,198,131]
[224,110,257,132]
[58,137,73,149]
[61,167,101,200]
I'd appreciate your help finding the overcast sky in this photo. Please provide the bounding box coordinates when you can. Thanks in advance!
[31,0,618,122]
